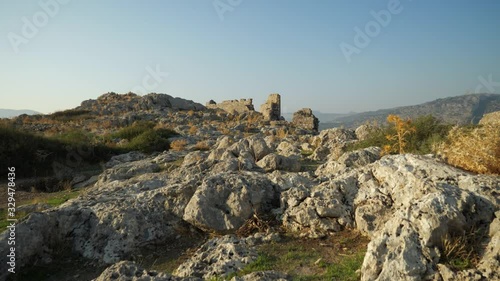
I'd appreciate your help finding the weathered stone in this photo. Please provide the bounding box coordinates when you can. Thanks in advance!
[260,94,281,121]
[257,154,301,173]
[174,235,258,279]
[95,261,199,281]
[231,271,290,281]
[183,172,279,232]
[291,108,319,132]
[206,98,255,114]
[315,147,381,178]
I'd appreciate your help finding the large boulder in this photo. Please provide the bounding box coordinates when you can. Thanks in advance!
[174,235,258,279]
[183,172,279,233]
[355,155,498,281]
[315,147,381,178]
[95,261,200,281]
[256,154,301,173]
[310,128,356,161]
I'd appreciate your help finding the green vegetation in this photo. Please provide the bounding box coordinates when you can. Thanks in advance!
[0,189,81,231]
[224,232,368,281]
[348,115,452,155]
[48,109,94,122]
[0,121,178,179]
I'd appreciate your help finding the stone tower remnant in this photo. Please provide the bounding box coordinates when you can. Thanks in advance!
[260,93,281,121]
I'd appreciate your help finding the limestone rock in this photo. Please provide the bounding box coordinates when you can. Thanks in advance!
[174,235,258,279]
[231,271,290,281]
[95,261,199,281]
[183,172,279,232]
[256,154,301,173]
[315,147,381,178]
[291,108,319,132]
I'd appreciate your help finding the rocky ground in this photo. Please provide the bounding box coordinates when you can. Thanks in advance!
[1,94,499,281]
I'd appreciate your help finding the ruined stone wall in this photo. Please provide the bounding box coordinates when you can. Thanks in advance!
[206,99,255,114]
[260,94,281,121]
[292,108,319,132]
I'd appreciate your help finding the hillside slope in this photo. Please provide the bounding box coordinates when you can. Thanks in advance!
[321,93,500,129]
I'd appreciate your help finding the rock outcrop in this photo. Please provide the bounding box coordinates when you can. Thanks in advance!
[78,92,205,115]
[291,108,319,132]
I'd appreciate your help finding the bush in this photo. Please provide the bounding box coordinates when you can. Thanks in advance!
[435,124,500,174]
[125,130,171,153]
[48,109,93,122]
[348,115,452,155]
[113,121,156,140]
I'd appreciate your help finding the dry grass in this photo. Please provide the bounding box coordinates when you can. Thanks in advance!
[276,127,288,139]
[435,124,500,174]
[439,227,487,270]
[194,140,211,151]
[170,139,188,151]
[188,125,198,135]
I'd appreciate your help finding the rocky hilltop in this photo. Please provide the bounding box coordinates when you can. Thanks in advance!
[0,93,498,281]
[322,93,500,129]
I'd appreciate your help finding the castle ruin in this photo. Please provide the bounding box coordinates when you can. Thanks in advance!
[260,93,281,121]
[206,99,254,114]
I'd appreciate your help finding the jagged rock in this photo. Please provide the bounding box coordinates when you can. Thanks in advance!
[183,172,279,233]
[315,147,381,178]
[256,154,301,173]
[266,170,316,192]
[105,151,147,168]
[355,124,376,141]
[355,155,498,281]
[78,92,205,115]
[310,128,356,161]
[174,235,258,279]
[94,261,199,281]
[281,175,358,238]
[291,108,319,132]
[231,271,290,281]
[276,141,301,157]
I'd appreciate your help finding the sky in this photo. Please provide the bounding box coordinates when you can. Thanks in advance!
[1,0,499,114]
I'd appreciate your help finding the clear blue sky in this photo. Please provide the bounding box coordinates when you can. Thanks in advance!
[1,0,499,114]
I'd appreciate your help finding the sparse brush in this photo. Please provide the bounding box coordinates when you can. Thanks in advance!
[170,139,188,151]
[236,212,276,237]
[382,114,416,155]
[188,125,198,135]
[435,124,500,174]
[275,127,288,139]
[194,140,210,151]
[439,227,487,271]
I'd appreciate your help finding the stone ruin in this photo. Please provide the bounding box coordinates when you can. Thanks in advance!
[292,108,319,132]
[207,94,283,121]
[205,99,254,114]
[260,93,281,121]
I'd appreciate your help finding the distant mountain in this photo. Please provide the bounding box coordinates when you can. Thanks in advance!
[0,109,41,118]
[282,111,355,122]
[320,93,500,129]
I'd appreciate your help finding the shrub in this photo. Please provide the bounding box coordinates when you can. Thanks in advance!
[113,121,156,140]
[382,114,416,155]
[170,139,188,151]
[435,123,500,174]
[126,130,170,153]
[194,141,210,151]
[348,115,452,156]
[48,109,93,122]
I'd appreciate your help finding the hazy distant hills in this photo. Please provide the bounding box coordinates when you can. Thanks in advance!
[319,93,500,129]
[0,109,41,118]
